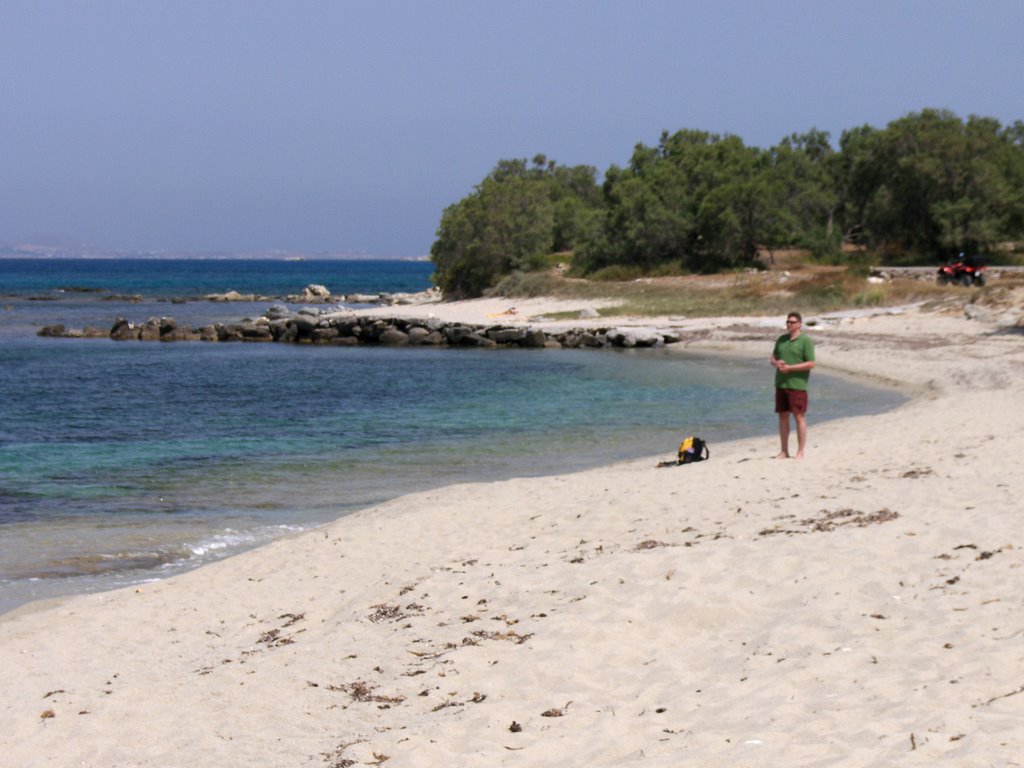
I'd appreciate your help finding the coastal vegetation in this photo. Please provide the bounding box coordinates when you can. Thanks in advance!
[430,109,1024,300]
[488,258,1024,319]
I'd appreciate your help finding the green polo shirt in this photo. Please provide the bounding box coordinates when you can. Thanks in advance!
[773,332,815,390]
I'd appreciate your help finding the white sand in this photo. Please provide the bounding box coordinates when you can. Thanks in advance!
[2,300,1023,767]
[351,295,619,325]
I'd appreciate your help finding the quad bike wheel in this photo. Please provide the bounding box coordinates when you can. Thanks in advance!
[958,273,973,286]
[974,273,987,287]
[937,272,950,285]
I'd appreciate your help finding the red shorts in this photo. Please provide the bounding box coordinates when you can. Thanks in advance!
[775,388,808,415]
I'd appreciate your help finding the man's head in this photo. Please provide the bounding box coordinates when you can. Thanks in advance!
[786,312,802,335]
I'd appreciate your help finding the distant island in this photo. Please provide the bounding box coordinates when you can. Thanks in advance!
[0,242,429,261]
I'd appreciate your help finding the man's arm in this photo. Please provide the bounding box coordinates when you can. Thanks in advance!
[776,360,816,373]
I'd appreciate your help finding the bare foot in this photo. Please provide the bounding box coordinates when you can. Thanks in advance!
[774,451,790,459]
[794,452,805,460]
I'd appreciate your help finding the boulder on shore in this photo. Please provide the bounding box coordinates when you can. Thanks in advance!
[110,317,138,340]
[292,284,332,303]
[205,290,257,302]
[37,324,109,338]
[606,327,664,348]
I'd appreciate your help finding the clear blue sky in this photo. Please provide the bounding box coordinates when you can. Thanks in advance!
[2,0,1021,257]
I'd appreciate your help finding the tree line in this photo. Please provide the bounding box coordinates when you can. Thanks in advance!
[430,109,1024,298]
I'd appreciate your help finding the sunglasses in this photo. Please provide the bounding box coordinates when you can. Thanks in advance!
[786,319,800,324]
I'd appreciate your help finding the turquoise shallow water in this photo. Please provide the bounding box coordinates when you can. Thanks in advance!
[0,259,906,614]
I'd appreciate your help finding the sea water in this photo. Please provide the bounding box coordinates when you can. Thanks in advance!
[0,258,905,614]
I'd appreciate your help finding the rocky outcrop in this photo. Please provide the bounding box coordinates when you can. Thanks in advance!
[869,265,1024,283]
[296,284,331,302]
[105,316,203,341]
[38,307,681,350]
[204,290,262,302]
[203,285,443,306]
[343,287,442,306]
[37,324,108,339]
[605,327,666,348]
[965,298,1024,328]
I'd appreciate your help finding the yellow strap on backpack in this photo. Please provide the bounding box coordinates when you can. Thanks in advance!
[656,436,710,467]
[677,436,709,464]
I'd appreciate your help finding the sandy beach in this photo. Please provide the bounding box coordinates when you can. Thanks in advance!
[2,297,1023,767]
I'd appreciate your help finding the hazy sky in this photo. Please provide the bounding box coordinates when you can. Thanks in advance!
[2,1,1021,257]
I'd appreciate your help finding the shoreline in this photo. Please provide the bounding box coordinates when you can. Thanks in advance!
[0,342,903,618]
[2,299,1023,765]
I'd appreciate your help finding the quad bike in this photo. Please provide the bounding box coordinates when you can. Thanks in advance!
[937,254,987,286]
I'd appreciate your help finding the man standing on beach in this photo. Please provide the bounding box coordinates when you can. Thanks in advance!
[771,311,816,459]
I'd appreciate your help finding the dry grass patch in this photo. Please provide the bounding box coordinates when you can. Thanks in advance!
[497,267,952,318]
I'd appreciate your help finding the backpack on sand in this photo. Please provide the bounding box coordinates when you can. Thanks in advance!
[657,436,710,467]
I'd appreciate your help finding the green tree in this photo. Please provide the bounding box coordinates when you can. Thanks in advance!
[836,109,1024,260]
[432,110,1024,290]
[577,130,776,273]
[1002,120,1024,235]
[768,130,840,258]
[834,123,884,248]
[430,157,599,297]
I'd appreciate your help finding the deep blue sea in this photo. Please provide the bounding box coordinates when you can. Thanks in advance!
[0,258,906,614]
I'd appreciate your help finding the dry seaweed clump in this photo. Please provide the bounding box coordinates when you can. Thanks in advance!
[470,629,534,645]
[328,681,406,705]
[635,539,667,551]
[367,604,403,623]
[806,507,899,532]
[759,508,899,536]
